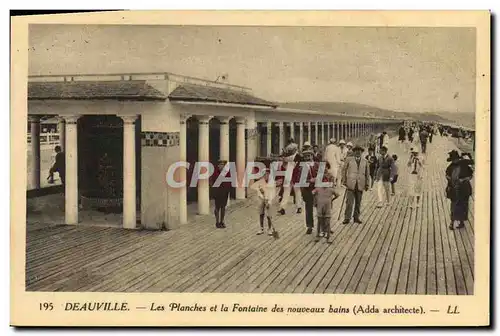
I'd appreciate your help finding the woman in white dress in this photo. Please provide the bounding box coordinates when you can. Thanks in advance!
[407,148,424,208]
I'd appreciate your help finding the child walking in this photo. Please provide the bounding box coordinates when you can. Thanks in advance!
[312,171,338,243]
[390,154,399,196]
[251,169,278,236]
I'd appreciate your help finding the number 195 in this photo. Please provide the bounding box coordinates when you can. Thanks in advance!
[39,302,54,311]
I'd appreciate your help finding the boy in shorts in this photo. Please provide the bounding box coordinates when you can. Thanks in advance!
[313,171,338,243]
[251,169,278,236]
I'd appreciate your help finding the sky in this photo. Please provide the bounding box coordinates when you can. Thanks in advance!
[28,25,476,113]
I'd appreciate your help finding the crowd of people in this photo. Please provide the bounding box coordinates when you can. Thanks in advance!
[209,121,474,239]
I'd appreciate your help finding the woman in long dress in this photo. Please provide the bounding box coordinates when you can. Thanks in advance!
[407,148,424,208]
[445,150,473,230]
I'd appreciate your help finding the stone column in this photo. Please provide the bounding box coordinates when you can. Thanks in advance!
[320,122,324,145]
[219,117,231,161]
[256,122,261,157]
[315,121,319,145]
[28,116,41,190]
[326,122,330,142]
[299,122,304,148]
[57,117,66,151]
[307,122,312,142]
[121,115,138,229]
[64,115,79,225]
[278,122,284,153]
[179,114,189,225]
[246,118,257,163]
[288,121,294,141]
[198,116,212,214]
[266,121,272,156]
[236,117,246,200]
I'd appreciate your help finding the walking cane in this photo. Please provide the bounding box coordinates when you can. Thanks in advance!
[337,188,348,221]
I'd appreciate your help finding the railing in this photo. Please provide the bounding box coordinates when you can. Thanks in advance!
[27,132,60,147]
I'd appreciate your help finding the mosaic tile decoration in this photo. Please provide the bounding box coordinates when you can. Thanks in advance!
[141,131,180,147]
[246,128,259,141]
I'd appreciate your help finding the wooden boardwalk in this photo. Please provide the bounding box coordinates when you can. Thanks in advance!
[25,136,474,294]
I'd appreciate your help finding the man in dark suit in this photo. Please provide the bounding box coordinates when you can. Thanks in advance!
[300,149,318,234]
[342,145,370,224]
[48,145,65,184]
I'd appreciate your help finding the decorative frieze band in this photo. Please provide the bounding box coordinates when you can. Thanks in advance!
[141,131,180,147]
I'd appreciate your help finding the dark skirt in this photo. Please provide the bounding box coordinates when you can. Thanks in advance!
[214,188,230,208]
[450,197,469,221]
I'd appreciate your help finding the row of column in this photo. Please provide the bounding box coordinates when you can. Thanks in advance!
[28,115,138,229]
[177,117,393,222]
[28,114,398,229]
[259,120,378,156]
[179,115,251,223]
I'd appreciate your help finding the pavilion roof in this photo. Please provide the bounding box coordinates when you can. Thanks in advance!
[168,83,277,107]
[28,80,168,101]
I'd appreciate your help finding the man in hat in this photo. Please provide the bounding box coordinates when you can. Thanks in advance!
[301,141,312,155]
[375,145,396,208]
[312,144,322,162]
[324,138,341,184]
[277,144,303,215]
[341,145,370,224]
[445,150,473,230]
[346,142,354,157]
[299,147,317,234]
[211,159,232,228]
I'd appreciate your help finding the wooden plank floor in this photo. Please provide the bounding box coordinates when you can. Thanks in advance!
[25,136,474,294]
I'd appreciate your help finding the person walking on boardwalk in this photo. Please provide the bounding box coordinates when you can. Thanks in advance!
[312,144,322,162]
[277,148,303,215]
[408,127,415,145]
[324,138,341,184]
[251,168,278,236]
[365,147,378,190]
[312,170,338,243]
[299,149,318,235]
[407,148,424,208]
[341,145,370,224]
[47,145,65,184]
[346,142,354,158]
[390,154,400,196]
[398,125,406,149]
[337,139,349,187]
[428,125,435,144]
[445,150,473,230]
[378,131,389,153]
[367,133,377,153]
[211,160,232,228]
[419,127,429,154]
[375,146,396,208]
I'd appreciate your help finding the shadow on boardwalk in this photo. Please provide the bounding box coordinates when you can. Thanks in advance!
[25,136,474,294]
